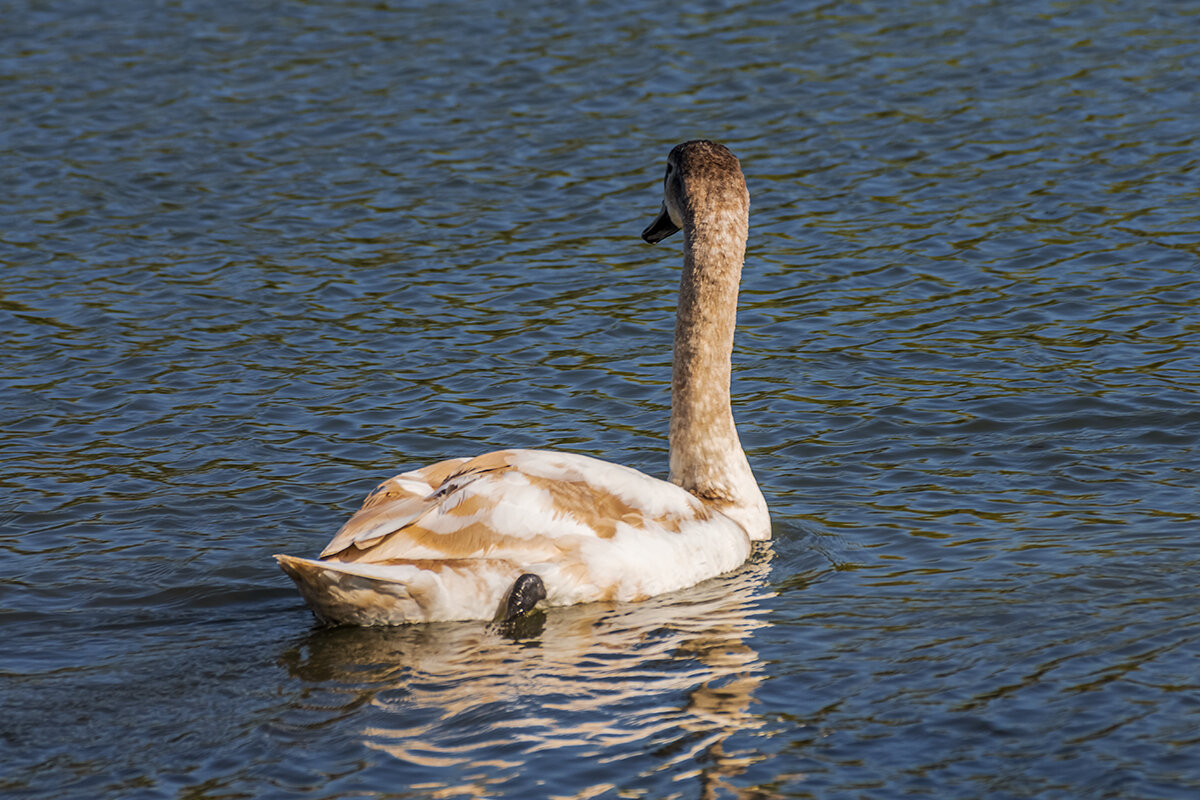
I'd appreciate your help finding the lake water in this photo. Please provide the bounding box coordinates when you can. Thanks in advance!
[3,0,1199,797]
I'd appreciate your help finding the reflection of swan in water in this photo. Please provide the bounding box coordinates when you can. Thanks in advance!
[278,546,776,797]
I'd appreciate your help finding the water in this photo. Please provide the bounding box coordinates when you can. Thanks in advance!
[3,0,1199,797]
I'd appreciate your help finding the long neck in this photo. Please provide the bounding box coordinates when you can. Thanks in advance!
[668,208,768,538]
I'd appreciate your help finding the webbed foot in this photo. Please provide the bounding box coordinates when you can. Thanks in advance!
[504,573,547,621]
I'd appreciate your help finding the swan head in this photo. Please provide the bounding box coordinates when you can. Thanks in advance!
[641,140,748,244]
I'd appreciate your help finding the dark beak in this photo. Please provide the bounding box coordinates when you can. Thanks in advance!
[641,203,681,244]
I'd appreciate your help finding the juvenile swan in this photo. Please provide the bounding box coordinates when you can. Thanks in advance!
[275,140,770,625]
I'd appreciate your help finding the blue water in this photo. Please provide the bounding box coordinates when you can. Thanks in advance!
[3,1,1199,797]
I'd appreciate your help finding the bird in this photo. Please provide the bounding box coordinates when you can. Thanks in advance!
[275,140,770,625]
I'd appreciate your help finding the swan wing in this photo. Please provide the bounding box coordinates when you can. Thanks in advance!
[309,449,751,606]
[318,456,470,558]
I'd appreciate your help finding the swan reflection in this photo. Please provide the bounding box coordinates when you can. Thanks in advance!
[279,545,775,797]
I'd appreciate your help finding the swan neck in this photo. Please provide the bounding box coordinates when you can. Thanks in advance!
[672,223,743,454]
[668,206,768,538]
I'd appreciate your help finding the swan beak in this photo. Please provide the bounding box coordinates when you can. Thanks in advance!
[642,202,681,244]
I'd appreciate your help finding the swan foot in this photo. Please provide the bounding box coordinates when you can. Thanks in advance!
[504,573,547,620]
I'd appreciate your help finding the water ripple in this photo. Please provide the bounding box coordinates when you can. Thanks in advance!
[3,0,1200,798]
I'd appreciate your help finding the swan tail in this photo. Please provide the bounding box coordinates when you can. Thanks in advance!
[274,553,519,625]
[275,554,423,625]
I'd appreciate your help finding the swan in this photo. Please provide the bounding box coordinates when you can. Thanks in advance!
[275,140,770,625]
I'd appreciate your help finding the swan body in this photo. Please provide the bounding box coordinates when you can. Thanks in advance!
[276,140,770,625]
[276,449,751,625]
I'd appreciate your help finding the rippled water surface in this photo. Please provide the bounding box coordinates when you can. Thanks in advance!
[3,0,1200,797]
